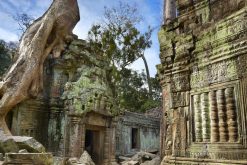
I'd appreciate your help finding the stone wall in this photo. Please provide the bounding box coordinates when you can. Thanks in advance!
[158,0,247,164]
[116,111,160,156]
[7,39,118,164]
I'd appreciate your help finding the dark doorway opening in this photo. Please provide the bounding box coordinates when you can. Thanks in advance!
[85,129,100,164]
[131,128,139,149]
[6,110,13,132]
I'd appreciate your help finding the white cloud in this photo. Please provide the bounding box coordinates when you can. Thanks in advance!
[0,0,162,76]
[0,27,18,42]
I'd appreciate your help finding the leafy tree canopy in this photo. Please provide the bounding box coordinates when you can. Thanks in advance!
[87,2,160,113]
[0,40,15,77]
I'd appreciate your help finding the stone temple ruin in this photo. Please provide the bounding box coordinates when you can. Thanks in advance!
[0,0,162,163]
[2,39,161,165]
[157,0,247,164]
[116,110,160,156]
[5,39,118,164]
[2,0,247,164]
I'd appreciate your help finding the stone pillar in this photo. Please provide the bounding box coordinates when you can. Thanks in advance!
[165,0,176,23]
[102,128,111,165]
[109,121,118,165]
[216,89,228,142]
[209,91,219,142]
[48,109,61,155]
[201,93,210,142]
[81,124,86,152]
[225,87,238,142]
[194,94,202,142]
[69,116,82,157]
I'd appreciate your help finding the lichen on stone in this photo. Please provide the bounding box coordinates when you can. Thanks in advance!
[62,39,116,116]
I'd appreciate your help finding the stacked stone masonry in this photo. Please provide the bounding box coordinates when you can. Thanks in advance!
[192,87,238,143]
[158,0,247,164]
[6,39,118,165]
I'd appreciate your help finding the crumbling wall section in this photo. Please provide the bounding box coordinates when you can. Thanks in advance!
[116,111,160,156]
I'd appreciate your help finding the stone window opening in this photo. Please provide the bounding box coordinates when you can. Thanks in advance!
[131,128,140,149]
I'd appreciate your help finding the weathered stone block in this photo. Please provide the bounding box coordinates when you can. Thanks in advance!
[4,153,53,165]
[0,134,19,154]
[12,136,45,153]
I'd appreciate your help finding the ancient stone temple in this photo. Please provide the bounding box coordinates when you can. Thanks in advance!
[116,111,160,156]
[158,0,247,164]
[6,39,118,164]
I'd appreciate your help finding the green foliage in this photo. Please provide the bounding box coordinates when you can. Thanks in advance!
[0,40,12,77]
[87,2,159,113]
[119,68,161,112]
[88,1,152,68]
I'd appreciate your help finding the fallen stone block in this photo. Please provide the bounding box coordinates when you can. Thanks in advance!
[0,134,19,154]
[122,160,139,165]
[0,153,3,161]
[131,152,156,163]
[53,157,66,165]
[118,156,131,162]
[140,157,160,165]
[79,151,95,165]
[12,136,45,153]
[18,149,28,153]
[67,157,84,165]
[3,153,53,165]
[0,131,45,154]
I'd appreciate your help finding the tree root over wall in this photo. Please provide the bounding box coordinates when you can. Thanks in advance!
[0,0,80,135]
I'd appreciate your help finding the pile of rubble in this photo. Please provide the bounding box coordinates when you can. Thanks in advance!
[119,152,160,165]
[67,151,95,165]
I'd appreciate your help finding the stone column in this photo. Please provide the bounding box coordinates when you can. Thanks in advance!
[102,128,111,165]
[194,94,202,142]
[201,93,210,142]
[165,0,176,23]
[216,89,228,142]
[48,109,62,155]
[81,124,86,152]
[69,116,82,157]
[225,87,238,142]
[209,91,219,142]
[109,120,118,165]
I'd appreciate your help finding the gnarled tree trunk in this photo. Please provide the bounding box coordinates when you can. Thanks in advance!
[0,0,80,135]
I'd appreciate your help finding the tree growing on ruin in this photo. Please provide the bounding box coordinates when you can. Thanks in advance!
[119,68,161,112]
[0,0,80,135]
[88,2,153,109]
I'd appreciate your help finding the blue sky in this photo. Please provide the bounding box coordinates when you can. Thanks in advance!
[0,0,163,77]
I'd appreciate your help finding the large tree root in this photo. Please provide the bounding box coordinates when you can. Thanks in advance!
[0,0,80,135]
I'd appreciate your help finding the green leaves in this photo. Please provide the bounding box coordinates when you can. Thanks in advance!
[87,2,159,112]
[0,40,13,77]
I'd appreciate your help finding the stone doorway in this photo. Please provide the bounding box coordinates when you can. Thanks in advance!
[85,127,104,165]
[131,128,140,149]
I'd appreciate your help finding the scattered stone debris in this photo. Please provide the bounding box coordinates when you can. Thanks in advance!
[0,132,19,154]
[53,157,66,165]
[0,130,45,154]
[18,149,28,153]
[119,151,160,165]
[79,151,95,165]
[0,153,3,161]
[67,151,95,165]
[3,153,53,164]
[12,136,45,153]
